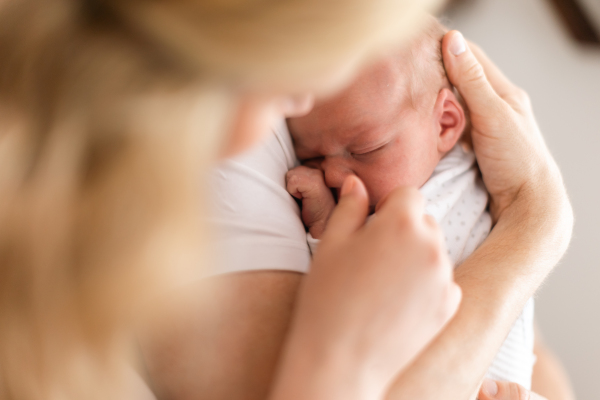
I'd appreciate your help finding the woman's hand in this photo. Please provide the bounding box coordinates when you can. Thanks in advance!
[479,379,548,400]
[270,175,461,400]
[377,33,572,400]
[441,30,573,265]
[443,31,570,221]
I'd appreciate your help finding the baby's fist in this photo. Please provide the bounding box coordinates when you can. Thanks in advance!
[286,166,336,238]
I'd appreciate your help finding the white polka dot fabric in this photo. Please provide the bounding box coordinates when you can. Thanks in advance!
[307,143,535,389]
[421,143,535,389]
[420,143,492,267]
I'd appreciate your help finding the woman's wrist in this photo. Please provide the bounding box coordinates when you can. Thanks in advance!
[269,322,384,400]
[492,160,573,269]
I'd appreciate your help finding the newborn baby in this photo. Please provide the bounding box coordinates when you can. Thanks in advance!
[286,21,536,389]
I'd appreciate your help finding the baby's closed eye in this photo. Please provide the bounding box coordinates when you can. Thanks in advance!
[300,156,324,170]
[350,141,390,159]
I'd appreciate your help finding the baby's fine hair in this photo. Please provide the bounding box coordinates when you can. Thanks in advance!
[403,17,452,107]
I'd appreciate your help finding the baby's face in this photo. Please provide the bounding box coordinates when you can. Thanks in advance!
[288,58,445,208]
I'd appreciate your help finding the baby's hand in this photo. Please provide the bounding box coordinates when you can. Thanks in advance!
[286,166,335,239]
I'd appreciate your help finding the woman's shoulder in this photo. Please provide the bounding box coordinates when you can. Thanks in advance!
[216,119,297,186]
[207,120,310,276]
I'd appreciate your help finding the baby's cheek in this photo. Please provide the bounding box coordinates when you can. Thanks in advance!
[362,167,423,207]
[361,176,393,207]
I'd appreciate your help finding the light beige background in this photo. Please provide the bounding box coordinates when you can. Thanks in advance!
[445,0,600,398]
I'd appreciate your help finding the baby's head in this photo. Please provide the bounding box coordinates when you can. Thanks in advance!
[288,20,465,207]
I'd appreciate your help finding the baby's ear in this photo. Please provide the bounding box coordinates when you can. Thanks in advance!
[434,88,465,153]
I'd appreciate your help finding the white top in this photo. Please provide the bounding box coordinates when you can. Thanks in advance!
[207,120,310,276]
[421,143,492,266]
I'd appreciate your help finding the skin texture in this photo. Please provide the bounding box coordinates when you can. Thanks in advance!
[139,271,303,400]
[479,379,549,400]
[141,31,573,400]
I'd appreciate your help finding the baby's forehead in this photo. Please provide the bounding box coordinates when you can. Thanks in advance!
[290,65,411,142]
[292,57,430,131]
[316,31,445,116]
[290,20,447,149]
[338,57,414,113]
[290,82,415,157]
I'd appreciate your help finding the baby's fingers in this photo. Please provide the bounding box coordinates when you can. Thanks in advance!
[285,166,322,199]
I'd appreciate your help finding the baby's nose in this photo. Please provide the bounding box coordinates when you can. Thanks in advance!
[322,157,353,190]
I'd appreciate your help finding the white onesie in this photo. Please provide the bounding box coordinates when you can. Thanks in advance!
[307,143,536,389]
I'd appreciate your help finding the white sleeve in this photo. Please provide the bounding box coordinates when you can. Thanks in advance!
[306,233,321,257]
[206,120,311,276]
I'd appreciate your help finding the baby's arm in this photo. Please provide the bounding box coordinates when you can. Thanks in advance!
[286,166,335,239]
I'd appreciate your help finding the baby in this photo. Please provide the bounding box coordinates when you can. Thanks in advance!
[286,21,536,389]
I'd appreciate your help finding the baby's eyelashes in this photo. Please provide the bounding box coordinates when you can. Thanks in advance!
[300,157,324,170]
[350,142,388,159]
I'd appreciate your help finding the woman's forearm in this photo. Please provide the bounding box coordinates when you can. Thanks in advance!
[385,176,573,400]
[269,324,379,400]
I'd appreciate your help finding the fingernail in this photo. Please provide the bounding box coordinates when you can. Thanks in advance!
[450,31,466,56]
[482,379,499,397]
[340,176,356,197]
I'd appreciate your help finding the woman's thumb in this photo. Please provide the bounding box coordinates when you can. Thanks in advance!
[478,378,547,400]
[442,31,501,118]
[321,175,369,241]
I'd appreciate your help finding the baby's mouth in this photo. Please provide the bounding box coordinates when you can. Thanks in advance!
[332,187,339,203]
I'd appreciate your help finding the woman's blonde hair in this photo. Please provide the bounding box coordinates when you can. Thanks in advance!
[0,0,442,398]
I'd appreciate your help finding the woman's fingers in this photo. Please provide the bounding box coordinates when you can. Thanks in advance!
[479,379,549,400]
[375,186,424,221]
[441,30,548,219]
[442,31,508,119]
[301,183,459,394]
[441,281,462,324]
[375,186,459,324]
[467,41,515,100]
[321,175,369,242]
